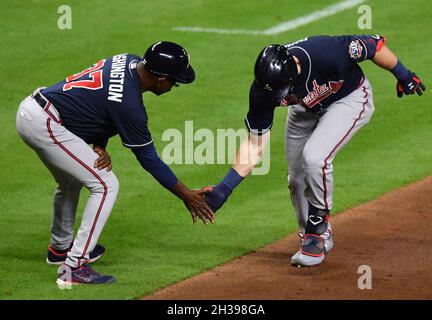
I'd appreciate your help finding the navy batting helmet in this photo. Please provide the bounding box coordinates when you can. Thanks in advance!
[254,44,297,92]
[143,41,195,83]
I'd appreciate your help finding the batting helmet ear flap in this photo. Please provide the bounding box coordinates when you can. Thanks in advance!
[254,44,298,92]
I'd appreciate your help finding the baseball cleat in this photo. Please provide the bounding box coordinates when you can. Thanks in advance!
[291,234,326,267]
[56,263,116,289]
[298,222,333,253]
[47,244,105,265]
[291,250,325,267]
[297,235,333,254]
[324,233,333,253]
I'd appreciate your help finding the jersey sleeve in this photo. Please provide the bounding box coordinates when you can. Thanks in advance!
[107,92,153,148]
[245,81,286,135]
[341,34,386,63]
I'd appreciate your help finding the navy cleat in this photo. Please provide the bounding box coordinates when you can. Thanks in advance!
[47,244,105,265]
[56,264,116,289]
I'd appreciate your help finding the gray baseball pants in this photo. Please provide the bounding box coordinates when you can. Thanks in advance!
[16,90,119,268]
[285,78,374,235]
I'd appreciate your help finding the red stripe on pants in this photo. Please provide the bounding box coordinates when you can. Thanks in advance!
[322,86,369,210]
[46,118,107,267]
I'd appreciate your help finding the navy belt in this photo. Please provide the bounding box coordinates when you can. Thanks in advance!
[306,105,327,116]
[31,90,62,124]
[33,92,50,109]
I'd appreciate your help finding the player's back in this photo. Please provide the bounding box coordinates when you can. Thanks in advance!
[285,36,367,109]
[286,35,363,70]
[41,53,143,143]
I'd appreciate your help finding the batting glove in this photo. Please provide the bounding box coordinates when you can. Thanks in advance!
[396,72,426,98]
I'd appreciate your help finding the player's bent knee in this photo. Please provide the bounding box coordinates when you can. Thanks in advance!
[287,171,305,189]
[303,157,325,172]
[88,172,119,195]
[302,149,326,171]
[104,173,119,195]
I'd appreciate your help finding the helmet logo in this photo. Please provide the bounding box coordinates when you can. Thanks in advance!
[142,58,147,65]
[263,84,273,91]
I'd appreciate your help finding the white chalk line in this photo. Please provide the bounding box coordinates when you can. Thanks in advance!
[173,0,366,35]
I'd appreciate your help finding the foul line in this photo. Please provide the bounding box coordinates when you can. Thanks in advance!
[173,0,366,35]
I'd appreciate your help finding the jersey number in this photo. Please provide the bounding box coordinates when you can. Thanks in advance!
[63,59,106,91]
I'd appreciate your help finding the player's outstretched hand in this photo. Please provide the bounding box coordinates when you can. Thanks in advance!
[93,146,112,171]
[396,72,426,98]
[172,182,215,225]
[184,188,215,225]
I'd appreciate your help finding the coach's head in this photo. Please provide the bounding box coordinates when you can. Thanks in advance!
[137,41,196,95]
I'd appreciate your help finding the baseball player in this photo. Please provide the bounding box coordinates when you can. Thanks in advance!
[16,41,215,286]
[203,35,425,267]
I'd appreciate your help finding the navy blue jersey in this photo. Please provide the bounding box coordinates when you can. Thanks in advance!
[41,53,152,147]
[245,35,386,134]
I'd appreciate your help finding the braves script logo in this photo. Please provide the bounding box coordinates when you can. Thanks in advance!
[302,79,344,108]
[349,40,364,60]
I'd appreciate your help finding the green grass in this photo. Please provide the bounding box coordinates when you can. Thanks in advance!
[0,0,431,299]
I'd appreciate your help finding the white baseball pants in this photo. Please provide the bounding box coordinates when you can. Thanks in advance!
[285,78,375,234]
[16,92,119,268]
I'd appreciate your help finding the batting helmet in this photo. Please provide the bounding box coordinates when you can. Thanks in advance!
[254,44,297,92]
[143,41,195,83]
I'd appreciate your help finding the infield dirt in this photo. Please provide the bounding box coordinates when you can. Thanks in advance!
[143,176,432,300]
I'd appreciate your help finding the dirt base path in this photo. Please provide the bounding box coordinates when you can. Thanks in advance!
[143,177,432,300]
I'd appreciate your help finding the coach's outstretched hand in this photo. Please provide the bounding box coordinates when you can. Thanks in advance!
[172,181,215,225]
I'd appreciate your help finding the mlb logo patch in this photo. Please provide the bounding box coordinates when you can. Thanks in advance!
[348,40,363,60]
